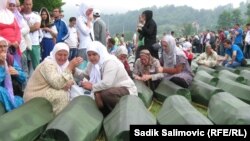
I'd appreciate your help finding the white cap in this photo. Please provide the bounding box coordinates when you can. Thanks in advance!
[93,9,101,17]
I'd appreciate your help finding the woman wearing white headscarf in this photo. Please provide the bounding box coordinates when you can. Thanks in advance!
[0,0,21,66]
[75,41,137,115]
[76,2,95,69]
[24,42,83,115]
[159,35,193,88]
[115,45,132,77]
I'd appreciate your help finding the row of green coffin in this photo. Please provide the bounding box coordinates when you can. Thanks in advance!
[0,96,103,141]
[193,67,250,105]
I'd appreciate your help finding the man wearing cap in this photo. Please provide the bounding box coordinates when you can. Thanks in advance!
[93,9,106,46]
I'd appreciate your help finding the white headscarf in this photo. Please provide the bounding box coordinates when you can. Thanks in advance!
[162,35,187,67]
[45,42,69,73]
[0,0,14,24]
[115,45,128,57]
[78,2,93,23]
[87,41,122,84]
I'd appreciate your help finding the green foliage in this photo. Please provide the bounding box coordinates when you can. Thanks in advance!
[20,0,65,12]
[182,23,196,36]
[246,4,250,23]
[217,8,244,29]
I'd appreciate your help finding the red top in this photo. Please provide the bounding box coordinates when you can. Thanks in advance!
[0,19,21,55]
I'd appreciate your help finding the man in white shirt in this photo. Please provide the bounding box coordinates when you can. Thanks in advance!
[65,17,79,60]
[244,23,250,58]
[22,0,41,70]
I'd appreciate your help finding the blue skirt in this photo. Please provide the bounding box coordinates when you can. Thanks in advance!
[41,37,55,61]
[0,87,23,112]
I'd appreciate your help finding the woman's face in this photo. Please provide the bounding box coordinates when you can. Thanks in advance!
[8,3,16,12]
[41,11,48,20]
[0,40,8,54]
[55,50,68,65]
[118,54,127,62]
[140,54,149,65]
[87,51,100,64]
[161,40,170,53]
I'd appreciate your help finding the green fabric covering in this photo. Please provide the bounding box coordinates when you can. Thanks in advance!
[0,103,5,116]
[157,95,213,125]
[40,96,103,141]
[190,79,224,106]
[103,95,156,141]
[214,65,240,74]
[191,61,198,73]
[0,98,54,141]
[216,77,250,104]
[240,70,250,80]
[154,79,191,102]
[194,70,219,86]
[208,92,250,124]
[133,80,153,108]
[218,70,245,84]
[196,66,218,76]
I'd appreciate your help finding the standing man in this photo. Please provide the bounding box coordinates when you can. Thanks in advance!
[137,10,158,59]
[234,23,243,51]
[22,0,41,70]
[53,8,69,43]
[93,9,106,46]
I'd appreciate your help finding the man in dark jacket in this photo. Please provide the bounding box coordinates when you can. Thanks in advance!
[137,10,158,59]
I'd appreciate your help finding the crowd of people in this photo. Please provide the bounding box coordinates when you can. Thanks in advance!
[0,0,249,116]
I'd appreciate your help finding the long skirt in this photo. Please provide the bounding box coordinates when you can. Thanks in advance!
[41,37,55,61]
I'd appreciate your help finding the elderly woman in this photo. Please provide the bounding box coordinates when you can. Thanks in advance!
[23,43,82,115]
[159,35,193,88]
[0,37,26,112]
[133,49,162,90]
[115,45,132,77]
[75,41,137,115]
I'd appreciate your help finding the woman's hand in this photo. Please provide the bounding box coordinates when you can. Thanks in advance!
[63,80,74,91]
[8,66,19,76]
[82,81,93,90]
[67,57,83,71]
[141,74,152,81]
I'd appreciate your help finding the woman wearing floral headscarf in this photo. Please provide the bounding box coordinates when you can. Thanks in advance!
[75,41,137,115]
[0,37,26,112]
[24,42,82,115]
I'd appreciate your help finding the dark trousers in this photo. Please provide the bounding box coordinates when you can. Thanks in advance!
[170,77,189,88]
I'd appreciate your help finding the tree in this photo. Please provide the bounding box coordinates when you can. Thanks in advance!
[246,3,250,23]
[182,23,195,36]
[232,9,243,25]
[217,10,232,29]
[20,0,65,12]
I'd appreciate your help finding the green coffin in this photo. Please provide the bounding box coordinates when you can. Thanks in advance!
[214,65,240,74]
[157,95,213,125]
[40,96,103,141]
[190,79,224,106]
[240,70,250,80]
[191,61,198,73]
[208,92,250,124]
[133,80,153,108]
[0,98,54,141]
[218,70,245,84]
[216,77,250,104]
[194,70,219,86]
[154,79,191,102]
[103,95,156,141]
[196,66,218,76]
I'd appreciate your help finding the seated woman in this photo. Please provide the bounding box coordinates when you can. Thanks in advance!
[159,35,193,88]
[75,41,137,115]
[23,43,82,115]
[197,44,218,68]
[0,37,26,112]
[115,45,132,77]
[133,49,162,90]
